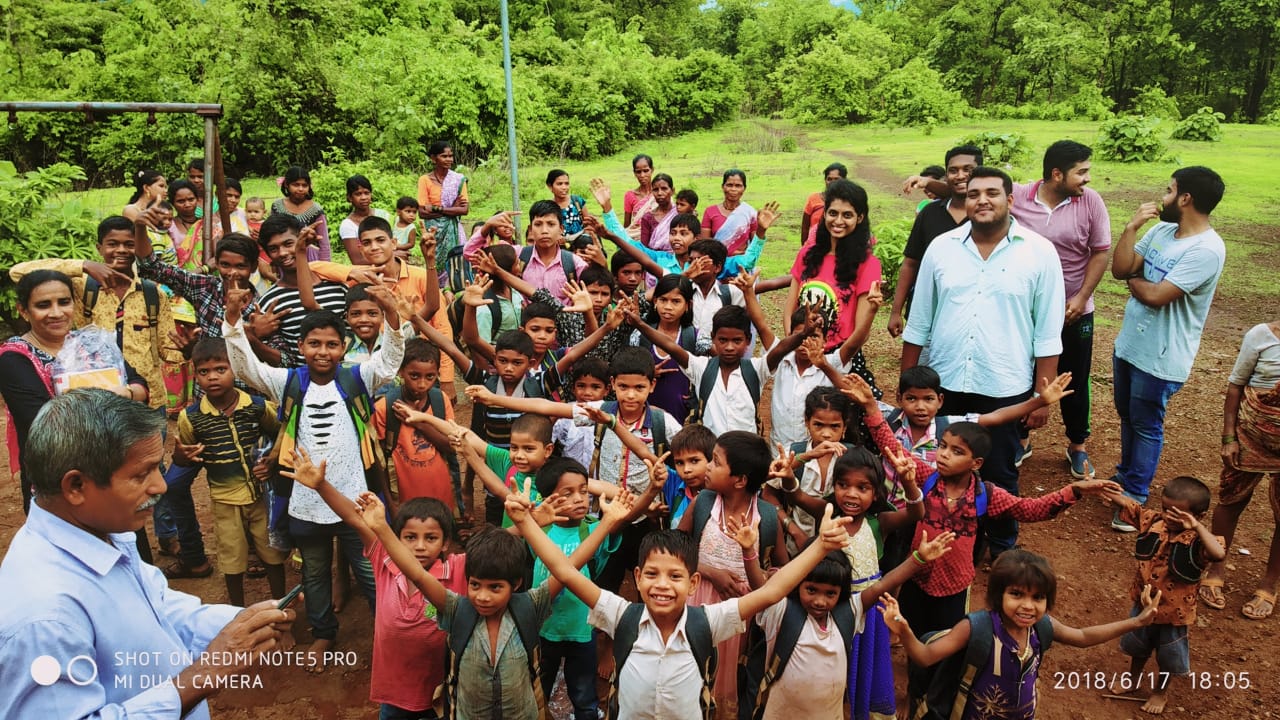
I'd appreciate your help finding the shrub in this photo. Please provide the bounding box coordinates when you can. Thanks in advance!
[870,58,968,125]
[1131,85,1181,121]
[872,218,910,299]
[0,162,99,331]
[1171,106,1225,142]
[308,157,422,259]
[957,131,1031,165]
[1096,116,1165,162]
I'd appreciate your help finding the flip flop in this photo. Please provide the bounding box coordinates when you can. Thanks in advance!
[1242,589,1276,620]
[1198,578,1227,610]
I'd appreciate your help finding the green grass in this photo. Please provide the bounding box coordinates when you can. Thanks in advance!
[66,118,1280,298]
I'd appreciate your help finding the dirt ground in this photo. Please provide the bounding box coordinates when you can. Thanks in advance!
[3,278,1278,719]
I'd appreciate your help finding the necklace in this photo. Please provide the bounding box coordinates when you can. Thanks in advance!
[23,332,61,356]
[215,395,240,416]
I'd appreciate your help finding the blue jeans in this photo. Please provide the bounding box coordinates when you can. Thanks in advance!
[379,703,437,720]
[157,463,207,566]
[539,636,599,720]
[290,518,377,641]
[1112,356,1184,504]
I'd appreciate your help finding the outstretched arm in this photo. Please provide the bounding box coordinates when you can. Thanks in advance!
[737,505,851,620]
[979,372,1073,427]
[858,529,954,608]
[1052,585,1161,647]
[880,593,971,667]
[625,306,690,367]
[460,276,498,364]
[464,385,575,418]
[280,448,376,547]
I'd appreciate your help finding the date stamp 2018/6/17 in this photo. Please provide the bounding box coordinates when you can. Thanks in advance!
[1051,670,1253,692]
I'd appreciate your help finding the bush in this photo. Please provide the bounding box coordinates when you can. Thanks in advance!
[0,162,99,331]
[957,131,1031,165]
[872,218,911,299]
[1261,108,1280,126]
[1096,116,1166,162]
[1131,85,1181,120]
[870,58,969,125]
[308,157,423,259]
[1171,106,1225,142]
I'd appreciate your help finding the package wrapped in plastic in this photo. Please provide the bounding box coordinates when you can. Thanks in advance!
[51,327,127,395]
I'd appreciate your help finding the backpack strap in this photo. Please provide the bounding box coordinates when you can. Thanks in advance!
[588,401,619,479]
[717,283,732,307]
[700,358,762,410]
[678,325,698,353]
[560,249,578,283]
[380,385,403,458]
[606,602,648,720]
[684,605,717,719]
[690,489,717,541]
[952,611,995,720]
[755,499,778,568]
[82,276,101,321]
[975,480,990,517]
[483,289,502,337]
[788,441,808,458]
[649,406,668,460]
[1034,614,1054,654]
[748,597,809,717]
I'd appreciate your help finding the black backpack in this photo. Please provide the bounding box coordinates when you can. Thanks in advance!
[907,610,1053,720]
[687,357,762,429]
[445,290,502,352]
[737,596,857,719]
[519,246,579,284]
[83,276,163,346]
[441,592,547,720]
[605,602,716,720]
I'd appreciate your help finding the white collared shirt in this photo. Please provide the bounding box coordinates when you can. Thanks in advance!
[684,354,773,436]
[691,281,745,345]
[769,350,852,449]
[589,590,744,720]
[902,219,1065,397]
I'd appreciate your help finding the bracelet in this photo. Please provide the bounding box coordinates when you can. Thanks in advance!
[1222,435,1237,445]
[779,476,800,494]
[741,551,759,562]
[911,550,927,566]
[904,490,924,505]
[608,414,617,430]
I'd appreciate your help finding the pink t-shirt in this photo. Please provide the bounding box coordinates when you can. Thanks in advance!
[520,247,589,304]
[1011,182,1111,314]
[790,241,882,350]
[366,544,468,711]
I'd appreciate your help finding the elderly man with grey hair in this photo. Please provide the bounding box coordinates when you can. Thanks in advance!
[0,389,296,719]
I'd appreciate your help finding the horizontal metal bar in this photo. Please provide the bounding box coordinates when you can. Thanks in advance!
[0,101,222,117]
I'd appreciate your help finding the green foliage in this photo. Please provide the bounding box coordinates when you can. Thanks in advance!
[0,162,99,330]
[771,23,899,123]
[872,218,911,298]
[957,131,1031,166]
[1171,106,1225,142]
[1131,86,1182,120]
[870,58,969,125]
[1097,116,1166,162]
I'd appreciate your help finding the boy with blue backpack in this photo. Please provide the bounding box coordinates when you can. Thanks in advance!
[221,277,404,670]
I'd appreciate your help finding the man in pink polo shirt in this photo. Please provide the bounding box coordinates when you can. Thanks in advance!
[1011,140,1112,479]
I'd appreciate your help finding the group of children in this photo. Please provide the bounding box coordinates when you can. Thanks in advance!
[13,157,1234,720]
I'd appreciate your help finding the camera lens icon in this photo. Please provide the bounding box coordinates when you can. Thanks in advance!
[30,654,98,687]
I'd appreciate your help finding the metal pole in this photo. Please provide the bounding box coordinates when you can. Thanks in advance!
[202,115,216,268]
[499,0,521,235]
[0,101,221,115]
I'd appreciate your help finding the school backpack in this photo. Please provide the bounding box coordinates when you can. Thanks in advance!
[907,610,1053,720]
[884,408,953,445]
[737,596,858,720]
[445,290,503,352]
[82,276,163,345]
[519,245,579,284]
[689,490,779,569]
[605,603,716,720]
[441,592,548,720]
[379,383,449,459]
[469,369,546,445]
[688,358,762,429]
[587,401,670,482]
[637,325,699,355]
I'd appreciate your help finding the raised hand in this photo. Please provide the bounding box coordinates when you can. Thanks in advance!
[530,492,572,527]
[579,403,615,428]
[505,478,537,525]
[800,334,827,367]
[419,226,437,264]
[139,203,172,229]
[247,298,288,337]
[1136,584,1162,625]
[604,303,625,330]
[589,177,612,210]
[729,268,760,294]
[682,255,713,279]
[768,445,797,482]
[576,239,604,266]
[837,373,877,409]
[643,452,671,493]
[225,277,253,326]
[816,504,852,550]
[391,291,419,325]
[279,446,327,490]
[173,441,205,467]
[757,201,780,232]
[724,512,759,551]
[355,491,388,531]
[885,443,917,487]
[801,302,824,336]
[363,283,400,317]
[915,529,956,562]
[167,324,203,358]
[347,267,384,287]
[879,593,910,634]
[471,249,499,276]
[464,384,498,406]
[599,487,637,528]
[563,279,594,313]
[462,275,494,307]
[866,280,884,310]
[1037,372,1075,405]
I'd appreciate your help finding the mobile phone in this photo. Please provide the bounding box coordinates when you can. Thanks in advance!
[277,583,304,610]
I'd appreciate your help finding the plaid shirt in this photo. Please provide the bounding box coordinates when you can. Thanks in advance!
[865,409,1079,596]
[136,253,254,337]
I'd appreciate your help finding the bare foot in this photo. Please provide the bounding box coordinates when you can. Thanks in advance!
[305,638,334,675]
[1141,689,1168,714]
[1109,673,1138,696]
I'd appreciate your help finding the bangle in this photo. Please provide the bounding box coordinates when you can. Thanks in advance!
[911,550,927,566]
[779,476,800,494]
[608,414,617,430]
[1222,435,1237,445]
[742,550,759,562]
[904,490,924,505]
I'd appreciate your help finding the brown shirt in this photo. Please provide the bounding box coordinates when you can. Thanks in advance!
[1122,505,1223,626]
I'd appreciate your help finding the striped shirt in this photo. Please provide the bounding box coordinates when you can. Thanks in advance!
[176,390,278,504]
[257,281,349,367]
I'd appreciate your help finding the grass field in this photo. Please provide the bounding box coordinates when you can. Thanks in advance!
[69,118,1280,299]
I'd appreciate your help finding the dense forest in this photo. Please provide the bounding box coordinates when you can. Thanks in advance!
[2,0,1277,181]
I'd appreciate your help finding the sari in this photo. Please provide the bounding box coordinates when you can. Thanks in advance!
[0,338,54,478]
[714,202,757,256]
[420,170,467,270]
[1237,384,1280,472]
[644,204,679,252]
[625,190,657,241]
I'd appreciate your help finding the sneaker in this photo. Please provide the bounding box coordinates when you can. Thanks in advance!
[1014,441,1032,468]
[1111,508,1137,533]
[1066,448,1095,479]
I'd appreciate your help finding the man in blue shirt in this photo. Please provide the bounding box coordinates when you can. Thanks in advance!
[0,389,296,719]
[902,166,1066,558]
[1109,166,1226,530]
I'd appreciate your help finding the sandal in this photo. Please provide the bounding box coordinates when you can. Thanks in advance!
[1242,589,1276,620]
[245,558,267,579]
[1198,578,1226,609]
[162,559,214,580]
